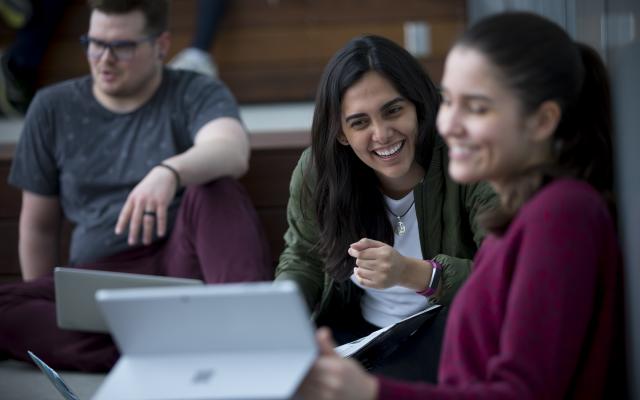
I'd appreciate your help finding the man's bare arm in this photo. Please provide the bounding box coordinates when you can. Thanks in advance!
[165,117,250,183]
[19,191,63,281]
[115,117,250,245]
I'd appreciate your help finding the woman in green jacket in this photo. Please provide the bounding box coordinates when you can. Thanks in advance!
[275,35,495,381]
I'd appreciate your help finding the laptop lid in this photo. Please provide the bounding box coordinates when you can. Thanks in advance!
[54,267,204,333]
[92,281,317,400]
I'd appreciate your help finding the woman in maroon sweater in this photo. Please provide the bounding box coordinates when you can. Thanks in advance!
[296,12,626,400]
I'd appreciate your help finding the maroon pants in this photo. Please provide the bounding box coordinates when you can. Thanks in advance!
[0,178,272,372]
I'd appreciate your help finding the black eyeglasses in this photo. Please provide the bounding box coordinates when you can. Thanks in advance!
[79,34,157,61]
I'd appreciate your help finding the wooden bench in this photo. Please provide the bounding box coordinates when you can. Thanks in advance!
[0,129,310,283]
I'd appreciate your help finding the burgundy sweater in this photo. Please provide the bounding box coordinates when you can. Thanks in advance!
[377,179,626,399]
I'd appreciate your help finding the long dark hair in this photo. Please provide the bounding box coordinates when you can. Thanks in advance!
[306,35,440,281]
[456,12,614,233]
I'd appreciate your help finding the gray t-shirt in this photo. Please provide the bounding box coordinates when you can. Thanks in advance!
[9,69,241,264]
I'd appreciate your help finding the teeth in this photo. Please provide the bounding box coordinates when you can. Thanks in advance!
[374,142,403,157]
[450,145,472,157]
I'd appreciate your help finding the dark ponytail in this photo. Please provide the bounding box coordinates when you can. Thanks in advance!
[558,43,614,199]
[457,12,615,234]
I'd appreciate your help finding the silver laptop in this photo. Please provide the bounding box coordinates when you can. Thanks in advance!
[92,281,316,400]
[28,351,81,400]
[54,267,204,333]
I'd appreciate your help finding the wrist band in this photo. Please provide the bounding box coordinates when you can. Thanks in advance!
[417,259,442,297]
[157,163,181,189]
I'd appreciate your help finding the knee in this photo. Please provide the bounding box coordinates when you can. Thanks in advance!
[185,177,249,205]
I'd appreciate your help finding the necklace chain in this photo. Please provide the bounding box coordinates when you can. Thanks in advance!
[385,199,415,236]
[386,199,415,219]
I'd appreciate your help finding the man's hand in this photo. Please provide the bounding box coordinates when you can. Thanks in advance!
[114,164,179,245]
[296,327,378,400]
[348,238,408,289]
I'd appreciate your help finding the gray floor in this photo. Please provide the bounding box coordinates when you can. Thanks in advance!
[0,359,105,400]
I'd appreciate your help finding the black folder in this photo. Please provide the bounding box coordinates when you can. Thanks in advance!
[336,304,442,370]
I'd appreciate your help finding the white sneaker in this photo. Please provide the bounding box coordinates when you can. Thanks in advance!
[168,48,218,78]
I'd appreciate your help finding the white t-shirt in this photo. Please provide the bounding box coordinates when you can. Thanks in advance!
[350,191,430,327]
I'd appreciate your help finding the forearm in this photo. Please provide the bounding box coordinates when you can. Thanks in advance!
[19,226,61,281]
[399,256,434,291]
[163,118,250,185]
[163,139,248,184]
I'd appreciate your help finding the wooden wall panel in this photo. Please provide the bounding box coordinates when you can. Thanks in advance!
[0,164,21,218]
[208,21,462,65]
[0,220,19,282]
[255,207,289,269]
[0,0,465,103]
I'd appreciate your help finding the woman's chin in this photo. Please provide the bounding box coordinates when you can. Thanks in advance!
[449,167,481,185]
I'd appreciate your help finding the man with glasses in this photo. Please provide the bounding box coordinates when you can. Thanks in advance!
[80,33,159,62]
[0,0,272,371]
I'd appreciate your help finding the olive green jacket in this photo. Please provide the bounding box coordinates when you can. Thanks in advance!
[275,141,496,322]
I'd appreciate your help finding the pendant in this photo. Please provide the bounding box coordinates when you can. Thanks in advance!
[395,219,406,236]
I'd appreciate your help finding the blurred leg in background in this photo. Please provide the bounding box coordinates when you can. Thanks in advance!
[169,0,229,77]
[0,0,69,117]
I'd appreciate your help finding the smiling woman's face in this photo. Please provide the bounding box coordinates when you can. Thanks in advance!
[437,46,549,192]
[339,71,424,198]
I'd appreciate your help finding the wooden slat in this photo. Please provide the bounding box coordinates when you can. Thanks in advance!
[181,0,466,28]
[249,131,310,149]
[209,21,463,65]
[40,20,467,78]
[240,147,306,208]
[221,64,324,103]
[0,163,21,218]
[255,207,289,266]
[0,220,19,276]
[222,59,445,104]
[2,0,465,103]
